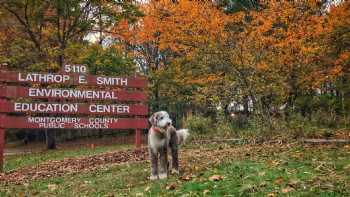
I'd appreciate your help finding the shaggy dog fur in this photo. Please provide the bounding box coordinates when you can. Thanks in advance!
[148,111,189,180]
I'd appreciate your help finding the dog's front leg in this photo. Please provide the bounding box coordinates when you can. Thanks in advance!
[159,146,168,179]
[149,148,158,180]
[169,131,179,174]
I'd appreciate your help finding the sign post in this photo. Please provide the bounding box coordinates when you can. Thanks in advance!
[135,129,141,149]
[0,65,148,172]
[0,128,4,172]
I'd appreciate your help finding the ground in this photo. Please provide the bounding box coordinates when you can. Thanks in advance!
[0,138,349,196]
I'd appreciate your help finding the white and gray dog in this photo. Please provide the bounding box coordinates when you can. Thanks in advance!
[148,111,189,180]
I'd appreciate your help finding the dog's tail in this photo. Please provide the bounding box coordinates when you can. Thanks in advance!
[176,129,190,144]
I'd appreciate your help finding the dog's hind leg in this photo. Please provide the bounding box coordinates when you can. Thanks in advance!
[169,131,179,174]
[159,146,168,179]
[149,148,158,180]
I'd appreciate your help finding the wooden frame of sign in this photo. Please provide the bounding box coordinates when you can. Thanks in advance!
[0,65,149,172]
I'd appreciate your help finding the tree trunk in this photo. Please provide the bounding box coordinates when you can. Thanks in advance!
[243,95,250,116]
[154,83,160,111]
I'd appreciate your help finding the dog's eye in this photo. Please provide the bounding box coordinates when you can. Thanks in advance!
[160,117,163,120]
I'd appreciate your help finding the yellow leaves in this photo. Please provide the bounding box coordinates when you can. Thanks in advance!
[300,45,319,54]
[183,74,221,86]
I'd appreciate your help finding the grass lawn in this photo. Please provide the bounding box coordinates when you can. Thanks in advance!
[1,143,349,196]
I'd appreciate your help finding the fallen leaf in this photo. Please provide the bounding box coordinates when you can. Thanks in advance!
[181,174,193,181]
[259,181,267,187]
[209,175,223,181]
[48,184,58,191]
[282,186,294,193]
[166,183,177,190]
[321,182,335,189]
[203,189,210,195]
[144,186,151,192]
[288,179,299,188]
[239,183,255,193]
[268,160,281,167]
[274,177,284,185]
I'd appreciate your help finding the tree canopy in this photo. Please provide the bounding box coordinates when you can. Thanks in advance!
[1,0,349,128]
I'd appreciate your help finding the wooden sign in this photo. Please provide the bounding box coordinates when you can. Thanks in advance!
[0,115,148,129]
[0,100,148,115]
[0,65,149,172]
[0,86,147,101]
[0,71,147,88]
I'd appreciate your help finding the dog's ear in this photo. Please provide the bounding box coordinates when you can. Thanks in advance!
[149,113,157,126]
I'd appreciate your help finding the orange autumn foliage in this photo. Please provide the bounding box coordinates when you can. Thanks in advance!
[111,0,230,94]
[111,0,349,106]
[323,1,350,79]
[114,0,228,56]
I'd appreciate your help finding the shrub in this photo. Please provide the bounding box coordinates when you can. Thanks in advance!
[185,115,212,134]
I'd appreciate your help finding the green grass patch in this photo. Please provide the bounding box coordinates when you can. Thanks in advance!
[1,144,349,196]
[1,162,149,196]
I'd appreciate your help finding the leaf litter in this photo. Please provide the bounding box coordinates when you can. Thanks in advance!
[1,140,349,196]
[0,148,147,184]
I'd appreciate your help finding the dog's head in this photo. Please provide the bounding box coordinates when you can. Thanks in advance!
[149,111,172,130]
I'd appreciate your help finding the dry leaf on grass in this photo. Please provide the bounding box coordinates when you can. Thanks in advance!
[274,177,284,185]
[18,193,26,197]
[258,171,266,176]
[287,179,299,188]
[166,183,177,190]
[48,184,58,191]
[144,186,151,192]
[209,175,223,181]
[203,189,210,195]
[135,193,143,197]
[282,186,295,193]
[181,174,193,181]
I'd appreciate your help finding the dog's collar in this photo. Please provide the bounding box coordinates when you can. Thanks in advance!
[152,126,163,133]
